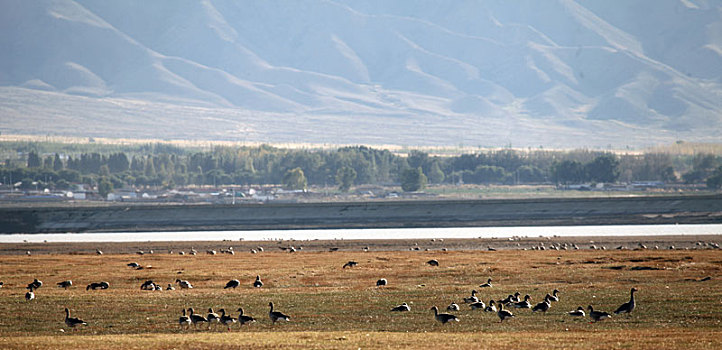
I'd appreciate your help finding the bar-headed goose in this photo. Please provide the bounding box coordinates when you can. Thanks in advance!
[588,305,612,322]
[187,308,208,327]
[463,290,479,303]
[237,307,256,325]
[64,308,87,329]
[253,275,263,288]
[175,279,193,289]
[391,303,411,312]
[548,289,560,302]
[479,278,493,288]
[567,306,585,317]
[376,278,387,287]
[532,295,551,313]
[179,309,191,329]
[431,306,459,324]
[57,280,72,290]
[614,287,638,315]
[224,279,240,289]
[268,302,290,323]
[25,286,35,301]
[218,309,237,331]
[513,295,532,308]
[497,302,514,322]
[447,302,460,311]
[484,300,497,312]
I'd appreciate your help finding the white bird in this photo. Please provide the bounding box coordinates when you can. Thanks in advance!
[253,275,263,288]
[431,306,459,324]
[391,303,411,312]
[225,279,241,289]
[268,302,290,323]
[64,308,87,330]
[175,279,193,289]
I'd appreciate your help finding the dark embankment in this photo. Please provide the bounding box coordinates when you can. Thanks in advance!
[1,195,721,234]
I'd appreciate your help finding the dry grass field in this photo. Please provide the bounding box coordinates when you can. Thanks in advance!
[0,244,720,349]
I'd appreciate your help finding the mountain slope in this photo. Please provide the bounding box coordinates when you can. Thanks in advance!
[1,0,721,148]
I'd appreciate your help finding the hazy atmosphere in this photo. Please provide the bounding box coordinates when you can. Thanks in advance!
[2,0,722,148]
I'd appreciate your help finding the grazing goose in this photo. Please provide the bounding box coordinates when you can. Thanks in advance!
[484,300,497,313]
[463,290,479,303]
[479,278,493,288]
[614,287,638,315]
[253,275,263,288]
[57,280,72,290]
[86,281,109,290]
[426,259,439,266]
[237,307,256,325]
[548,289,560,302]
[567,306,586,317]
[179,309,191,329]
[27,278,42,290]
[532,295,551,313]
[175,279,193,289]
[187,308,208,328]
[166,284,175,291]
[470,300,486,310]
[376,278,387,287]
[268,302,290,323]
[497,302,514,322]
[513,295,532,308]
[140,280,155,290]
[447,302,461,311]
[64,308,87,330]
[25,286,35,301]
[218,309,237,331]
[588,305,612,322]
[342,261,358,269]
[207,308,220,329]
[224,279,241,289]
[431,306,459,324]
[391,302,411,312]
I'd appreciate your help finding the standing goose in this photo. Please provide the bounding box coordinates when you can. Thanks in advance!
[484,300,497,313]
[253,275,263,288]
[548,289,560,302]
[391,303,411,312]
[447,302,460,311]
[430,306,459,324]
[513,295,532,308]
[614,287,638,315]
[479,278,493,288]
[207,308,220,329]
[268,302,290,323]
[532,295,552,313]
[57,280,72,290]
[588,305,612,322]
[463,290,479,303]
[175,279,193,289]
[25,286,35,301]
[237,307,256,325]
[224,279,241,289]
[567,306,586,317]
[497,302,514,322]
[218,309,237,331]
[179,309,191,329]
[187,308,208,328]
[64,308,87,330]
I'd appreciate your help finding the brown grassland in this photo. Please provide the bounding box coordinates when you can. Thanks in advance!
[0,244,720,349]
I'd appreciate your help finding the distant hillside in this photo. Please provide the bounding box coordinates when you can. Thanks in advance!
[1,0,721,148]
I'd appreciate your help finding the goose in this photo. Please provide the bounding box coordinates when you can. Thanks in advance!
[127,262,140,268]
[0,281,3,289]
[548,289,560,302]
[187,308,208,328]
[376,278,387,287]
[218,309,237,331]
[207,308,220,329]
[25,286,35,301]
[431,306,459,324]
[154,284,162,291]
[96,249,103,255]
[342,261,358,269]
[253,275,263,288]
[479,278,493,288]
[588,305,612,322]
[470,300,486,310]
[447,302,461,311]
[27,278,42,290]
[513,295,532,308]
[140,280,155,290]
[497,302,514,322]
[391,302,411,312]
[426,259,439,266]
[224,279,241,289]
[166,284,175,291]
[484,300,497,313]
[614,287,638,315]
[86,281,109,290]
[179,308,191,329]
[64,308,87,330]
[268,302,290,323]
[532,295,551,313]
[463,290,479,303]
[175,279,193,289]
[567,306,586,317]
[502,292,521,305]
[57,280,72,290]
[237,307,256,325]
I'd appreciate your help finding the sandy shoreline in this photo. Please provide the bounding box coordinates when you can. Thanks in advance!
[1,234,719,255]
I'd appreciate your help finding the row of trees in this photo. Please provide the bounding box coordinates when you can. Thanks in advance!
[3,145,722,194]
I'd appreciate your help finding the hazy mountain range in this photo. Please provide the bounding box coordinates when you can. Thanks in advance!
[1,0,721,148]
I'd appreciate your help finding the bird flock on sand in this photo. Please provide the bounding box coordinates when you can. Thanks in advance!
[0,240,665,333]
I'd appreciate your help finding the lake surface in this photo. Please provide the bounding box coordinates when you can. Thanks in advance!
[1,224,721,243]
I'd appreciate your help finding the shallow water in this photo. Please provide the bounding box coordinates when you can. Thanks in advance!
[1,224,720,243]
